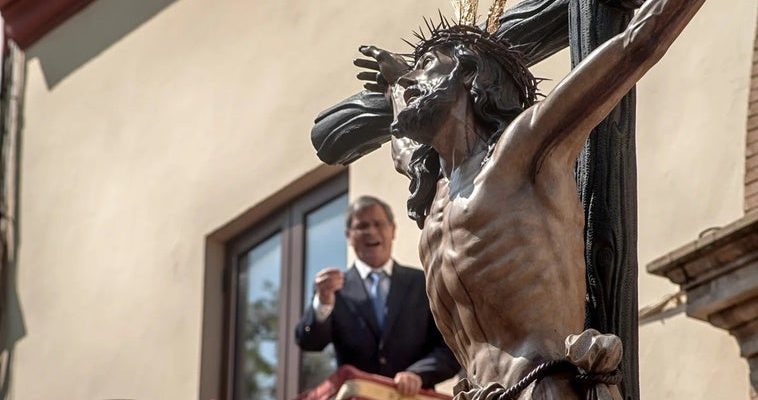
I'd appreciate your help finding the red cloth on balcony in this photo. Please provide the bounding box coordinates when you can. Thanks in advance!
[294,365,452,400]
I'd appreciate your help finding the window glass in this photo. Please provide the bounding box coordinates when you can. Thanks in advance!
[299,194,347,391]
[303,193,349,309]
[227,173,348,399]
[236,233,282,400]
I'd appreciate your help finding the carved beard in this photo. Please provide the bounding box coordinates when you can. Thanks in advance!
[391,73,461,145]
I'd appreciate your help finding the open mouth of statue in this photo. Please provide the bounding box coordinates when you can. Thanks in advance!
[404,87,423,105]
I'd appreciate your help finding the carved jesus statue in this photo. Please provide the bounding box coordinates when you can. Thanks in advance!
[312,0,707,398]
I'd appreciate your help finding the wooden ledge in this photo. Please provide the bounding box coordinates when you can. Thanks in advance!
[647,211,758,289]
[646,212,758,391]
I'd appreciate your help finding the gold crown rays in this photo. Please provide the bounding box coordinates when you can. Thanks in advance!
[451,0,508,34]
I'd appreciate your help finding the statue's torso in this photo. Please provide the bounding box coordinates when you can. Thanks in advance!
[419,151,586,390]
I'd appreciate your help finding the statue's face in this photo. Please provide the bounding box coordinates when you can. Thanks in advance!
[391,47,465,144]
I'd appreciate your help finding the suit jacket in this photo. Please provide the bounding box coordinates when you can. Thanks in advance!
[295,262,459,388]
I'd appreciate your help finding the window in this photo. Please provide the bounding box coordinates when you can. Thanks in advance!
[225,174,348,400]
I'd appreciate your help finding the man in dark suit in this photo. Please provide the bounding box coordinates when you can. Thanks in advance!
[295,196,459,396]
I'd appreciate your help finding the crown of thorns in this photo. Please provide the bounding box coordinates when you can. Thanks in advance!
[406,16,539,109]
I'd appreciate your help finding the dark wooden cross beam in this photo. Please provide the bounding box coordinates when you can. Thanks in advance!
[568,1,641,399]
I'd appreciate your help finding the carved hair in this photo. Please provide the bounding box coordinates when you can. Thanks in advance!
[406,24,539,228]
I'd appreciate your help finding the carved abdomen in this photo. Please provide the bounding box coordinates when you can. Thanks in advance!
[419,179,585,386]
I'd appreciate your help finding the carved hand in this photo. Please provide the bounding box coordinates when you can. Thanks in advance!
[354,45,410,93]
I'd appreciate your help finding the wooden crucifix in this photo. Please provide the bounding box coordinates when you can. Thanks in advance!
[310,0,706,397]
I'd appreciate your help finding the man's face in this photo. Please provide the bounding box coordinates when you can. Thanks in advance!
[346,204,396,268]
[391,47,465,144]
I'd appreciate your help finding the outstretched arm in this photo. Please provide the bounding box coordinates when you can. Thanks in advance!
[502,0,706,175]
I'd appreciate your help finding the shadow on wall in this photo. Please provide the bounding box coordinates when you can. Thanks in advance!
[0,250,25,400]
[0,44,26,400]
[26,0,178,89]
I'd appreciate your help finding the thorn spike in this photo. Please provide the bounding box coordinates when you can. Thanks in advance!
[424,16,434,34]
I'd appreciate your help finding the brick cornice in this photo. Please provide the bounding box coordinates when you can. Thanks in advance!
[1,0,97,49]
[648,212,758,395]
[648,212,758,287]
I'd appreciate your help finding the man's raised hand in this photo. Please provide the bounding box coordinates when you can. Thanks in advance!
[315,267,345,305]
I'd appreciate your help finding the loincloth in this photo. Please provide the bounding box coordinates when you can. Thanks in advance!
[453,329,623,400]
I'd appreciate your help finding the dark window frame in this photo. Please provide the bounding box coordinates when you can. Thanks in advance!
[222,173,348,400]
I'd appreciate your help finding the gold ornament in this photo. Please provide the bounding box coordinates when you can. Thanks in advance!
[486,0,508,34]
[451,0,479,26]
[450,0,509,33]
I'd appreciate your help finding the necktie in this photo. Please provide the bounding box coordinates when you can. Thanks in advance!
[368,271,388,329]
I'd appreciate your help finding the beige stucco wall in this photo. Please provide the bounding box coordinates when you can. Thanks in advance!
[635,0,755,398]
[6,0,755,399]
